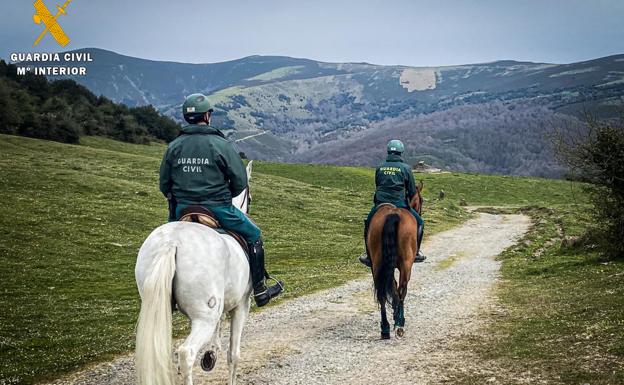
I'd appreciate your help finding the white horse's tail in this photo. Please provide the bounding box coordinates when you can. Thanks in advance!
[135,243,176,385]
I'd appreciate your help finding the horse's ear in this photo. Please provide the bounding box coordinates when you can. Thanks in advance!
[246,160,253,181]
[417,180,424,192]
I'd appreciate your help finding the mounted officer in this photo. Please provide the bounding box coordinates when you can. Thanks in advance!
[159,93,283,307]
[359,139,426,267]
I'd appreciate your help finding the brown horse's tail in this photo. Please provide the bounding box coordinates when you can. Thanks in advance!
[375,213,400,306]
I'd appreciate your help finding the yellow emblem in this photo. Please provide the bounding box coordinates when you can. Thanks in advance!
[32,0,72,47]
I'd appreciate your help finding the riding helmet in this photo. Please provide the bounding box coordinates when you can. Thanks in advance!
[182,93,214,124]
[387,139,405,154]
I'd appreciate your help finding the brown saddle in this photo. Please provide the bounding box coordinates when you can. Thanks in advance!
[376,203,396,210]
[178,205,249,254]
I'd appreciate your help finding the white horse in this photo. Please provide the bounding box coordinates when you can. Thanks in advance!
[135,161,254,385]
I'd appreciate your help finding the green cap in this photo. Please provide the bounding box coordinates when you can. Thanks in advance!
[182,93,213,116]
[387,139,405,154]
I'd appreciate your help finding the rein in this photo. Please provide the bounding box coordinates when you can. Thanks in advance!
[241,186,252,215]
[410,189,423,215]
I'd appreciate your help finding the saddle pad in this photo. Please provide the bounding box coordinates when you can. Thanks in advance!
[178,208,249,255]
[179,212,220,228]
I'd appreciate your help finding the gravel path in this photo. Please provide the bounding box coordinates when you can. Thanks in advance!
[46,213,530,385]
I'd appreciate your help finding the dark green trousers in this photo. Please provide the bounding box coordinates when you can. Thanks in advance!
[365,201,424,228]
[174,203,262,243]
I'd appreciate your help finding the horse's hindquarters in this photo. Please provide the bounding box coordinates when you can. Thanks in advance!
[135,222,252,385]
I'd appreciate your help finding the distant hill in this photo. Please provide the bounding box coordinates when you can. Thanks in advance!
[17,48,624,176]
[0,59,180,144]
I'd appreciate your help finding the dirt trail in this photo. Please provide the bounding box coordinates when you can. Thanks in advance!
[47,213,530,385]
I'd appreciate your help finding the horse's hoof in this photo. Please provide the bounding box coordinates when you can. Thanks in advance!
[396,327,405,337]
[201,351,217,372]
[381,331,391,340]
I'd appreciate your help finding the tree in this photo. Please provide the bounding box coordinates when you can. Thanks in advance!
[0,65,180,145]
[39,97,80,143]
[553,114,624,258]
[0,80,20,133]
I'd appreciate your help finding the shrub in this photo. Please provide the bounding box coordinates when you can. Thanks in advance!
[553,115,624,258]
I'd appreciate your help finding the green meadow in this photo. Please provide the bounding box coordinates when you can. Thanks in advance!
[0,134,622,384]
[441,204,624,385]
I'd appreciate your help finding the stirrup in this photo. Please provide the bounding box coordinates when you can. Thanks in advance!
[264,272,284,291]
[264,273,284,298]
[253,286,268,297]
[358,253,372,267]
[253,274,284,307]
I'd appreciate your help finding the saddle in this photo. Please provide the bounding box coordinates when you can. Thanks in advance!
[377,203,396,210]
[178,205,249,254]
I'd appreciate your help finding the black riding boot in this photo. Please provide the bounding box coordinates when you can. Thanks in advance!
[415,225,426,262]
[358,219,372,267]
[248,239,284,307]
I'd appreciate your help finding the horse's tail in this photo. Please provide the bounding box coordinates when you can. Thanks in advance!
[375,213,400,306]
[135,243,176,385]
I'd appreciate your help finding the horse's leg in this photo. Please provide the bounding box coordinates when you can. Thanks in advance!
[394,299,405,337]
[206,316,223,360]
[392,291,401,330]
[178,318,219,385]
[228,296,250,385]
[380,297,391,339]
[199,316,223,373]
[398,260,413,334]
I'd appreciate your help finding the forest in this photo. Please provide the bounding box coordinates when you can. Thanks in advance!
[0,60,180,144]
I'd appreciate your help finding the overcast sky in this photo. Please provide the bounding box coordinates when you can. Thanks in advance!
[1,0,623,66]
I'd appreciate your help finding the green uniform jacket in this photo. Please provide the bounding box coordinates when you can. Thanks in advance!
[159,125,247,205]
[374,153,416,204]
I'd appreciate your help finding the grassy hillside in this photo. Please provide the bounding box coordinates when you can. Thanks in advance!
[1,134,621,384]
[0,134,468,384]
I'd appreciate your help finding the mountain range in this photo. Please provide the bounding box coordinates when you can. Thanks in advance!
[31,48,624,176]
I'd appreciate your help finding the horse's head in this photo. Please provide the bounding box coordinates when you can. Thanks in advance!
[232,160,253,214]
[410,180,424,214]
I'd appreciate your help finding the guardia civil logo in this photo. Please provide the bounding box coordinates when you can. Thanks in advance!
[13,0,91,76]
[32,0,73,47]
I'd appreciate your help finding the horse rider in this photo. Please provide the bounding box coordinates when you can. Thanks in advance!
[359,139,426,267]
[159,93,283,307]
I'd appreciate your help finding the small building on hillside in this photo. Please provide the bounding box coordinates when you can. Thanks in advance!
[412,160,443,173]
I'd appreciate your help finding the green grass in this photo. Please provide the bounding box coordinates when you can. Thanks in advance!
[445,206,624,384]
[255,161,583,209]
[0,134,467,384]
[0,134,619,384]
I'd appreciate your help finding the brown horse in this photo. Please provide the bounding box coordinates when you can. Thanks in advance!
[367,182,423,339]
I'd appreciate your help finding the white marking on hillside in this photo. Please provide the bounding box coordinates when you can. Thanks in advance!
[123,75,150,104]
[235,130,268,143]
[550,67,598,78]
[399,68,437,91]
[598,77,624,87]
[248,66,304,82]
